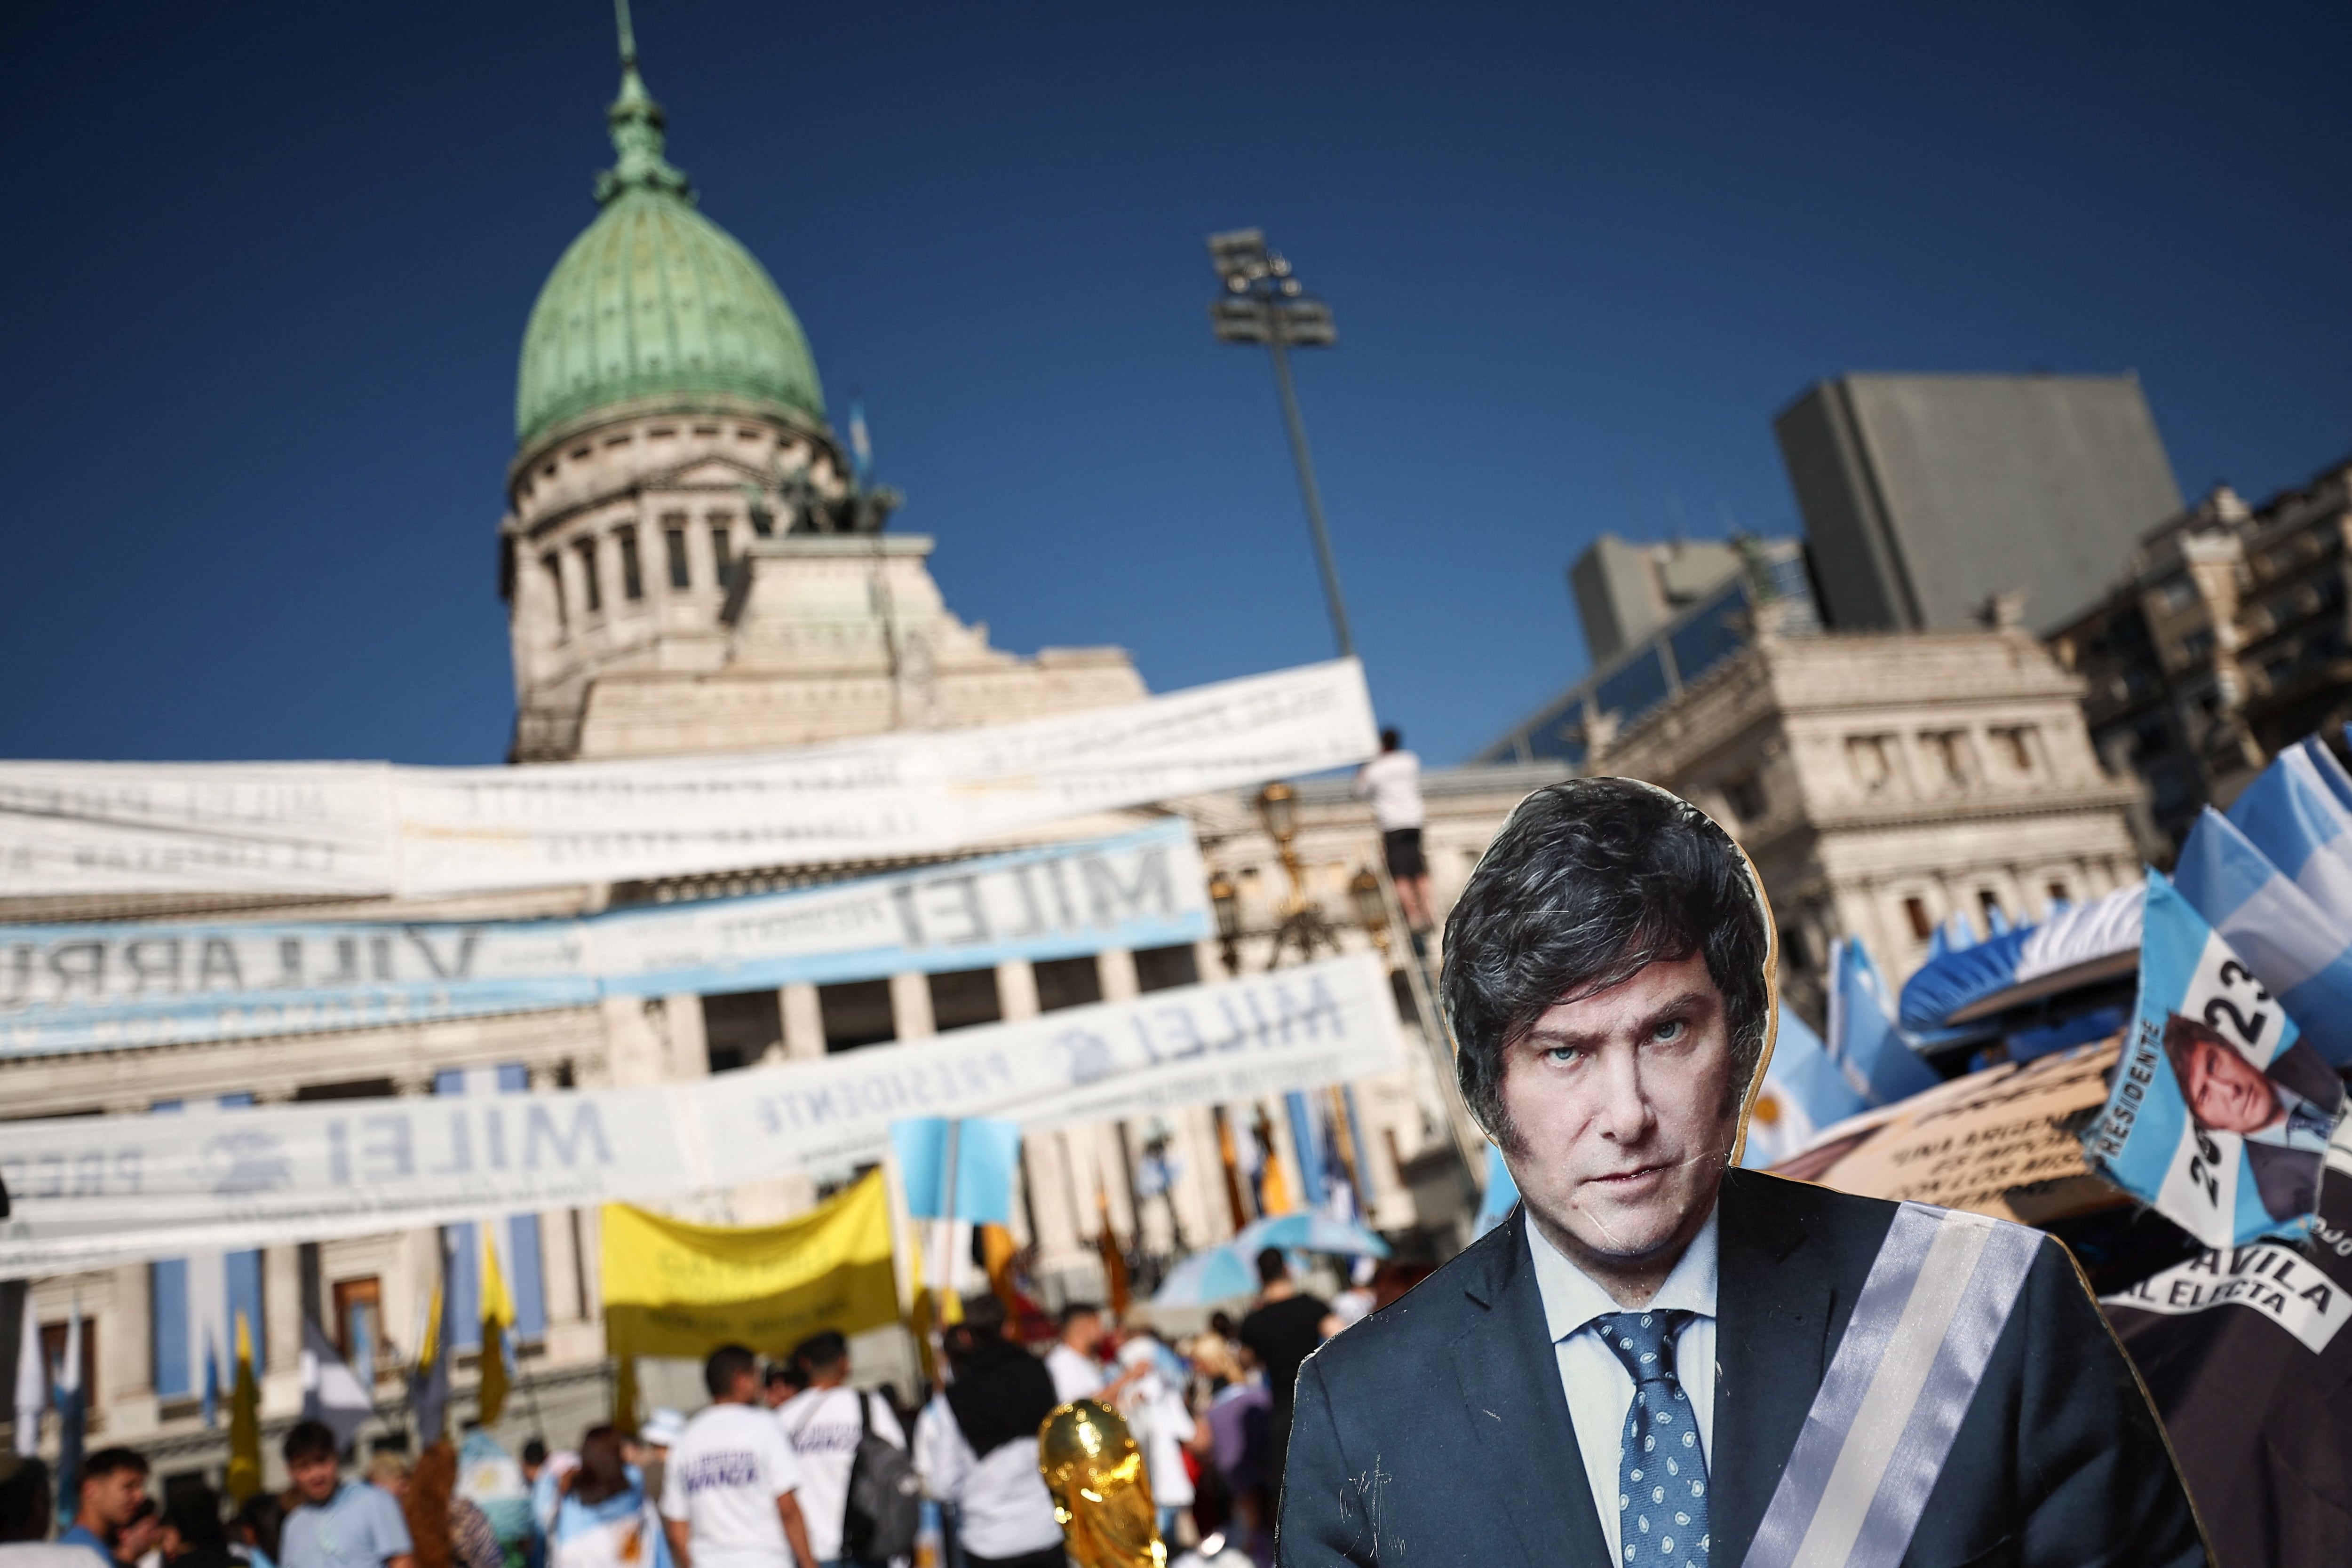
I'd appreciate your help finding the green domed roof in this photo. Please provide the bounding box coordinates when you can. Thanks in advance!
[515,55,825,449]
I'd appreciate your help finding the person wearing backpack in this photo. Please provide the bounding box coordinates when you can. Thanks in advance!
[771,1335,912,1568]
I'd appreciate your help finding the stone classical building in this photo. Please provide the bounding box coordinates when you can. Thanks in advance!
[2046,460,2352,848]
[1595,617,2150,1022]
[0,31,1539,1481]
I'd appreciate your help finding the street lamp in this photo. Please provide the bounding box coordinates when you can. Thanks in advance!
[1208,870,1241,975]
[1206,228,1355,661]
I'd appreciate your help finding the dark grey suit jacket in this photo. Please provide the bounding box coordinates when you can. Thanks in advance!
[1278,1170,2208,1568]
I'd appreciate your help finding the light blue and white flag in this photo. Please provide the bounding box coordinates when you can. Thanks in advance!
[2308,734,2352,813]
[848,395,873,487]
[890,1116,1022,1224]
[2083,871,2340,1248]
[1742,1003,1871,1168]
[2173,806,2352,1067]
[1472,1143,1519,1238]
[2226,743,2352,925]
[1828,937,1941,1106]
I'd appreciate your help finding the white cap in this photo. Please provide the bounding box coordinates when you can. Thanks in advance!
[642,1408,687,1448]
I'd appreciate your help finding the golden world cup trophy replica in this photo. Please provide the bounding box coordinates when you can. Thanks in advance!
[1038,1399,1165,1568]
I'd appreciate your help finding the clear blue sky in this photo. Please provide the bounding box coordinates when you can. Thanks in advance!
[4,2,2346,767]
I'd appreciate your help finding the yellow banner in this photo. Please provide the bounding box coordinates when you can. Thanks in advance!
[601,1172,899,1362]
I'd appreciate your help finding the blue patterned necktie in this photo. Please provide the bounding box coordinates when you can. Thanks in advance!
[1595,1309,1710,1567]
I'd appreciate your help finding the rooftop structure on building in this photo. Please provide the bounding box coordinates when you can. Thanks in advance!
[1478,534,1817,766]
[2046,456,2352,848]
[1776,372,2183,637]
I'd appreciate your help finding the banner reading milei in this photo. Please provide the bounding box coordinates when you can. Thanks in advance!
[0,820,1206,1060]
[0,951,1401,1279]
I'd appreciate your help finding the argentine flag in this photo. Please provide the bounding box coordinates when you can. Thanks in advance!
[1741,1004,1870,1168]
[2226,738,2352,925]
[2173,803,2352,1067]
[1827,936,1941,1105]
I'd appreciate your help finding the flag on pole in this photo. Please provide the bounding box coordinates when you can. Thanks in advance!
[848,395,873,488]
[889,1118,1022,1223]
[477,1234,515,1426]
[409,1263,454,1445]
[10,1289,40,1457]
[52,1302,84,1514]
[2173,805,2352,1067]
[300,1316,373,1452]
[1741,1003,1871,1168]
[226,1312,261,1504]
[1826,936,1941,1106]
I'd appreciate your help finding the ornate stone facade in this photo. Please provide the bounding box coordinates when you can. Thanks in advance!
[1597,623,2151,1022]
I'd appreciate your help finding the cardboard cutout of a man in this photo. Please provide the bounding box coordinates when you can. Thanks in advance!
[1278,780,2207,1568]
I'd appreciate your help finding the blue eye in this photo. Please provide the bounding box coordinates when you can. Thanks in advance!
[1546,1045,1583,1065]
[1654,1019,1685,1043]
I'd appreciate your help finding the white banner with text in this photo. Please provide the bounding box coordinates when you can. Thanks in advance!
[0,659,1375,898]
[0,951,1401,1277]
[0,821,1207,1059]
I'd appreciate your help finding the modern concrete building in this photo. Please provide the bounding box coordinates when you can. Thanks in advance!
[1569,535,1750,667]
[1776,373,2184,636]
[1481,536,1818,766]
[2046,458,2352,848]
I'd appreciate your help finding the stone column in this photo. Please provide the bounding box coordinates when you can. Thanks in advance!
[1096,948,1140,1004]
[664,994,711,1079]
[889,972,937,1039]
[528,1064,586,1330]
[103,1265,160,1438]
[779,983,825,1059]
[995,959,1041,1022]
[262,1246,303,1414]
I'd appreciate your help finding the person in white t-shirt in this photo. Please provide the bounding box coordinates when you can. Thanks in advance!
[1352,729,1432,934]
[772,1333,905,1568]
[1112,1338,1198,1545]
[910,1299,1064,1568]
[660,1346,816,1568]
[1043,1303,1121,1405]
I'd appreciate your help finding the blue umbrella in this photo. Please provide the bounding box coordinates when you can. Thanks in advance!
[1150,1244,1259,1307]
[1235,1212,1391,1259]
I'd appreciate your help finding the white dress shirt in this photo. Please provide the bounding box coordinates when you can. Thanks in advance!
[1526,1208,1719,1568]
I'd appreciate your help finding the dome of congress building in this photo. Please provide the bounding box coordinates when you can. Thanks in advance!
[513,48,825,453]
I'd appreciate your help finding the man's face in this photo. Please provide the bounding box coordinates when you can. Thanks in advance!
[83,1469,147,1532]
[1064,1314,1102,1354]
[287,1455,340,1507]
[1497,950,1740,1275]
[2182,1037,2281,1134]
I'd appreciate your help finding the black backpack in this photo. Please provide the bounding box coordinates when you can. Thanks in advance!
[842,1391,923,1564]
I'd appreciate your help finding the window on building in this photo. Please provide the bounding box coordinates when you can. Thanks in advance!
[928,968,1002,1032]
[1134,944,1201,992]
[1978,889,2004,927]
[294,1077,399,1101]
[710,520,735,587]
[1991,726,2037,772]
[2047,880,2071,906]
[1721,773,1767,824]
[2178,629,2214,663]
[702,990,784,1073]
[1779,923,1811,972]
[1926,731,1970,787]
[663,518,691,589]
[332,1277,381,1375]
[1903,896,1933,941]
[38,1322,100,1430]
[819,979,896,1052]
[1847,735,1895,792]
[1034,955,1104,1012]
[617,526,644,601]
[2157,575,2199,611]
[541,553,566,629]
[575,539,602,613]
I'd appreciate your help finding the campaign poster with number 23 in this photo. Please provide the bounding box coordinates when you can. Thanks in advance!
[2085,872,2342,1248]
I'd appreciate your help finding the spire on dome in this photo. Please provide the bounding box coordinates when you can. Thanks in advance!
[596,0,691,205]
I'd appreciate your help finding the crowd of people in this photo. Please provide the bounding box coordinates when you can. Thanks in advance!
[0,1248,1425,1568]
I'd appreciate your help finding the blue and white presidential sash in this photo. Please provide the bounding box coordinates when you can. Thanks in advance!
[1741,1203,2042,1568]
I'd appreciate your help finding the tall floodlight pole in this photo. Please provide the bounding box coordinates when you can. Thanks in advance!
[1206,229,1355,661]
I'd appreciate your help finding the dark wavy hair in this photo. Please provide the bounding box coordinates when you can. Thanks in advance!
[1441,778,1770,1145]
